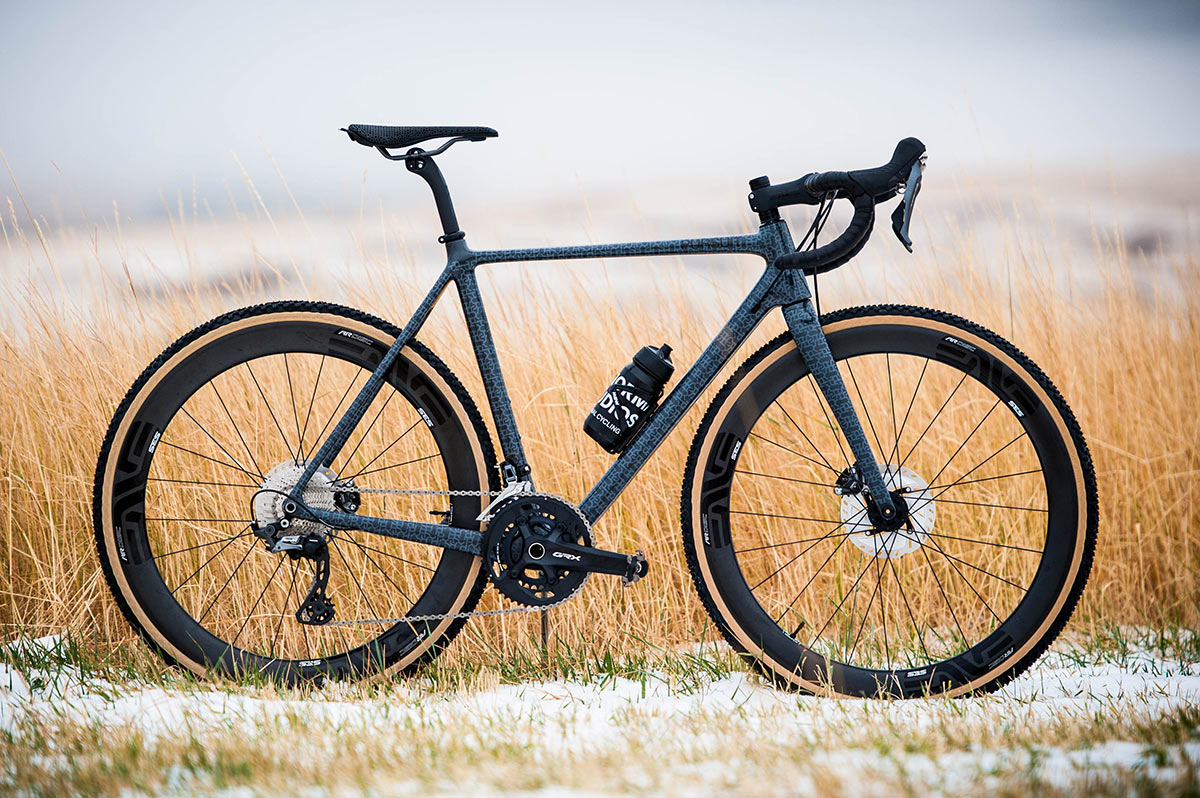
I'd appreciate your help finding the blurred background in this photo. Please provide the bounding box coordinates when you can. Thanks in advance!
[3,0,1198,228]
[2,0,1199,646]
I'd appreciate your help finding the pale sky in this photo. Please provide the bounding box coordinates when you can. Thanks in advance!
[2,0,1198,223]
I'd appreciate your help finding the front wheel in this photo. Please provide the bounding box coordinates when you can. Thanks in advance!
[682,305,1097,697]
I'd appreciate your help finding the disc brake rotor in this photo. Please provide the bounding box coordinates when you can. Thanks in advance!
[841,465,935,558]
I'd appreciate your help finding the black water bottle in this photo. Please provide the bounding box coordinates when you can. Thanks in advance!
[584,344,675,454]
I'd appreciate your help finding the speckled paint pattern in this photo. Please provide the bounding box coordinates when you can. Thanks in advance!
[286,203,891,547]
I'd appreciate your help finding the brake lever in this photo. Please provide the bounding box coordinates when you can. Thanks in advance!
[890,156,924,252]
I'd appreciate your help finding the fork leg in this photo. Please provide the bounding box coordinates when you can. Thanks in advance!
[782,300,897,517]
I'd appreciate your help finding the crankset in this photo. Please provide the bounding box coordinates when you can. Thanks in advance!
[484,493,648,608]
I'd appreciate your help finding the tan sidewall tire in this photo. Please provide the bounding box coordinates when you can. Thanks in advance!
[95,306,492,680]
[683,307,1095,697]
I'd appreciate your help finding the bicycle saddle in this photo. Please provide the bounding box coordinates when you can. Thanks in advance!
[342,124,498,150]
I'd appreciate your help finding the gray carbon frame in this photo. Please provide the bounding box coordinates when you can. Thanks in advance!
[289,218,893,554]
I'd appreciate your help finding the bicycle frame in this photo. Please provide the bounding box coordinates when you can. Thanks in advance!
[288,152,896,555]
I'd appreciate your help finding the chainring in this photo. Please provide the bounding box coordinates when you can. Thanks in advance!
[484,493,592,608]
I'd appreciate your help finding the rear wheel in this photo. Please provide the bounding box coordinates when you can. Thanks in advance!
[682,305,1097,697]
[93,301,497,682]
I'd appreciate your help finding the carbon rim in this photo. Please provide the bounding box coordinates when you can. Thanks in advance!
[98,310,488,680]
[691,312,1088,696]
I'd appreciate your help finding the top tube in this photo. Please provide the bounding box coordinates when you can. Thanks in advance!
[469,231,778,267]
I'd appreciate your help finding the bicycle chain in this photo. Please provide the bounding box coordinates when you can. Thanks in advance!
[313,485,504,497]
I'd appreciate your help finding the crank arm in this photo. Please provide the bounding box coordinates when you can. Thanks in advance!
[532,539,649,585]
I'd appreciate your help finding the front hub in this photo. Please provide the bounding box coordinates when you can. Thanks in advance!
[840,465,936,559]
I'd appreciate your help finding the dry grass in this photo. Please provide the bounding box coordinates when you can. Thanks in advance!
[0,176,1198,673]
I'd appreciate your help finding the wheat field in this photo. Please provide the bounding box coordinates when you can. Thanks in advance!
[1,175,1198,673]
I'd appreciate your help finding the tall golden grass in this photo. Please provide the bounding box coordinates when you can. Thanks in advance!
[1,181,1197,667]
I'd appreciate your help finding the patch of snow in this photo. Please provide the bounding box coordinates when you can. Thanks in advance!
[0,663,31,735]
[3,638,1198,792]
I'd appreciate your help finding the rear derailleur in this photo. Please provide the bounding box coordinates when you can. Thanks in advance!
[252,505,336,626]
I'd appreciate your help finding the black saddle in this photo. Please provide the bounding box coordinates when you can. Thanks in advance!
[342,124,498,150]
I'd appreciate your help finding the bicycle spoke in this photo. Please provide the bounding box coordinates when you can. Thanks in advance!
[775,401,836,473]
[892,358,928,466]
[923,399,1001,490]
[159,440,259,483]
[749,431,837,474]
[807,554,875,656]
[342,391,395,470]
[896,525,1026,591]
[146,516,254,523]
[729,509,842,524]
[179,405,258,481]
[283,353,304,462]
[930,496,1047,513]
[355,452,441,479]
[244,361,294,457]
[340,536,417,610]
[847,553,885,664]
[197,539,257,623]
[917,526,1002,623]
[153,531,253,561]
[168,526,252,595]
[270,559,301,659]
[923,530,1043,554]
[898,372,967,469]
[209,380,264,479]
[147,476,259,489]
[297,354,325,455]
[885,353,899,465]
[749,507,866,591]
[330,537,387,627]
[774,532,852,628]
[903,431,1031,519]
[736,529,851,556]
[230,555,285,648]
[289,559,314,658]
[735,470,835,489]
[926,468,1040,491]
[344,418,421,483]
[919,541,967,646]
[888,554,931,663]
[337,531,436,572]
[305,368,361,464]
[917,432,1031,508]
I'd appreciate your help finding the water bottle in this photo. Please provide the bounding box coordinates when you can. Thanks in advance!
[584,344,675,454]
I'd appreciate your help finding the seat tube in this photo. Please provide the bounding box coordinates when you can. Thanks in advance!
[781,300,897,516]
[454,269,530,482]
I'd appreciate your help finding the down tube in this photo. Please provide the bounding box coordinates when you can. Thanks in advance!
[579,268,784,524]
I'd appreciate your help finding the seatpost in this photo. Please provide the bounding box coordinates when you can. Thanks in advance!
[404,148,465,244]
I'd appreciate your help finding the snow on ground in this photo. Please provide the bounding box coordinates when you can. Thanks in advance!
[3,634,1200,794]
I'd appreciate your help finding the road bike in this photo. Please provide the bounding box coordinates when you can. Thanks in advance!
[93,125,1097,697]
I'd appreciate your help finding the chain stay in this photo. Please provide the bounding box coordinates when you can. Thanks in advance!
[323,489,590,627]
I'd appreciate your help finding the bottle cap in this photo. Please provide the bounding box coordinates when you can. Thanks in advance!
[634,343,675,384]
